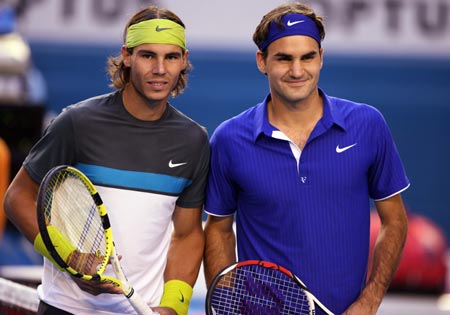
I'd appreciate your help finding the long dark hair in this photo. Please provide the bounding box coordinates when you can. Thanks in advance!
[106,6,192,97]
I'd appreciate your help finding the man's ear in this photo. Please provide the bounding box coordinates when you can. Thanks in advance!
[182,49,189,70]
[319,47,324,70]
[256,50,267,75]
[121,45,131,67]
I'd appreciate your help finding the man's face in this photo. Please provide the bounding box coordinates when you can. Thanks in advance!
[123,43,187,106]
[257,35,323,106]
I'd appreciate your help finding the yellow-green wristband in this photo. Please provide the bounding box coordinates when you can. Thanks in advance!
[34,226,76,269]
[159,279,193,315]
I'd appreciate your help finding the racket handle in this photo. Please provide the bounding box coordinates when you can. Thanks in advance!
[109,250,155,315]
[126,290,155,315]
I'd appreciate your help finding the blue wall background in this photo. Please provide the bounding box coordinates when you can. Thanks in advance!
[30,42,450,240]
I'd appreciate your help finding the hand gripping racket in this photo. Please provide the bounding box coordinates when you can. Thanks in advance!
[36,165,156,315]
[206,260,335,315]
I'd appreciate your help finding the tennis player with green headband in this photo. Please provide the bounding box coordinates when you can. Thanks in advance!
[126,19,186,49]
[4,5,209,315]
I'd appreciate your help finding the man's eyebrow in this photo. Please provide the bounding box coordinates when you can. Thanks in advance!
[166,52,182,57]
[301,51,318,58]
[273,50,318,58]
[273,52,292,58]
[138,49,182,57]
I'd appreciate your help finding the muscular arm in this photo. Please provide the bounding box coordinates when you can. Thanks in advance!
[3,167,40,243]
[203,215,236,287]
[154,205,204,314]
[4,167,126,296]
[164,205,205,286]
[344,194,408,315]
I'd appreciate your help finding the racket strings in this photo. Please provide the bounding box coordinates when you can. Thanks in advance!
[211,265,311,315]
[44,171,107,274]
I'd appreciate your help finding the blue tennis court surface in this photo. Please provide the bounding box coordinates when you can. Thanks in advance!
[189,299,205,314]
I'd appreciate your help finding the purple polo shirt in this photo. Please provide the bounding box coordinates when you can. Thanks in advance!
[205,89,410,314]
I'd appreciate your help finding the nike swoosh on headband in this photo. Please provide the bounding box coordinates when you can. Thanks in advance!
[156,26,172,32]
[287,20,305,27]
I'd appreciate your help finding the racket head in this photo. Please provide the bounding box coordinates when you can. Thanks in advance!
[206,260,315,315]
[36,165,113,279]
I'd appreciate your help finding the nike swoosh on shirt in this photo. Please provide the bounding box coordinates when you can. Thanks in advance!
[169,160,188,168]
[287,20,305,27]
[336,143,357,153]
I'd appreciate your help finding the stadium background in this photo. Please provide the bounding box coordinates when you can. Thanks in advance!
[1,0,450,311]
[19,0,450,237]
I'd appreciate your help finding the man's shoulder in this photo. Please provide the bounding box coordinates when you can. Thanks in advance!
[63,91,119,113]
[216,105,259,132]
[330,95,384,120]
[209,105,259,149]
[170,106,205,127]
[168,105,209,142]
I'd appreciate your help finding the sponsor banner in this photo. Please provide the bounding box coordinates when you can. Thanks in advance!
[11,0,450,56]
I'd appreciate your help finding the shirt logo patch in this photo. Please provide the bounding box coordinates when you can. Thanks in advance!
[336,143,357,153]
[169,160,188,168]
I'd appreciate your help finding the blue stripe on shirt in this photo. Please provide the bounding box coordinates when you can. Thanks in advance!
[76,163,191,195]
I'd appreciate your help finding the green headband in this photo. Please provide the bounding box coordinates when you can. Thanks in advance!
[126,19,186,50]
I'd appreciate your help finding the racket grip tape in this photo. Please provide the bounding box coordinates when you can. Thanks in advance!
[34,226,76,269]
[159,279,193,315]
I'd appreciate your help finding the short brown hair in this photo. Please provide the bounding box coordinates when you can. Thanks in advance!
[253,2,325,55]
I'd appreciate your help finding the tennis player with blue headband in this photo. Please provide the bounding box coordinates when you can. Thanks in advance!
[257,12,323,51]
[204,2,409,315]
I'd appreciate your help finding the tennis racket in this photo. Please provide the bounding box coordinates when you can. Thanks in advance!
[36,165,156,315]
[206,260,335,315]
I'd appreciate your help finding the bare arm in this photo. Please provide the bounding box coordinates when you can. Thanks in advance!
[343,194,408,315]
[152,205,205,315]
[3,167,40,243]
[203,214,236,287]
[4,167,124,296]
[164,205,205,286]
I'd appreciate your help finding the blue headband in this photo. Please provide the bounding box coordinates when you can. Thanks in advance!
[259,13,321,51]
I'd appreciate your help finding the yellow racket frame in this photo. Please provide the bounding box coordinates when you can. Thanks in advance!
[38,166,118,286]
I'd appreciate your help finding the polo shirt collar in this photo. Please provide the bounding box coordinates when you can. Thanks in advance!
[253,88,346,142]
